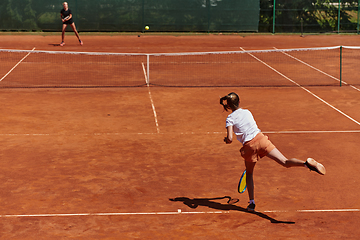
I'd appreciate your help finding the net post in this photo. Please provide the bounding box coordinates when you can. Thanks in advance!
[272,0,276,34]
[207,0,211,33]
[142,0,145,32]
[147,54,150,85]
[340,46,342,87]
[356,0,360,34]
[338,0,341,33]
[75,0,78,29]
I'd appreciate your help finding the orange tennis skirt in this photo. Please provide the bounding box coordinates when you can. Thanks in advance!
[240,132,276,162]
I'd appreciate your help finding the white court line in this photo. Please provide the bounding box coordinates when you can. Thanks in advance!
[273,47,360,92]
[0,210,224,218]
[263,130,360,134]
[0,47,36,82]
[142,62,160,133]
[1,130,360,136]
[240,47,360,127]
[1,208,359,218]
[265,209,360,213]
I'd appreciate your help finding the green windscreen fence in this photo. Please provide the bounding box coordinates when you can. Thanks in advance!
[0,0,260,32]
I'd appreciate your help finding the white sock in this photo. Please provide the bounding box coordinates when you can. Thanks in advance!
[249,199,255,205]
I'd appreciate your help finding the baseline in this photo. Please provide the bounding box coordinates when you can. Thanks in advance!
[1,208,359,218]
[0,130,360,136]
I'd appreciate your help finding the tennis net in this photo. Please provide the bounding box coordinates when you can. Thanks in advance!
[0,46,358,88]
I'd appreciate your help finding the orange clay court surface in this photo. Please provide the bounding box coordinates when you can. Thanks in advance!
[0,34,360,239]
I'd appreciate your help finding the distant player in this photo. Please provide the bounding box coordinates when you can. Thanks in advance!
[220,92,326,212]
[60,2,83,47]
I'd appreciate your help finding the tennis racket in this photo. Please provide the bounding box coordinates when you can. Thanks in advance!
[238,169,247,193]
[63,16,70,21]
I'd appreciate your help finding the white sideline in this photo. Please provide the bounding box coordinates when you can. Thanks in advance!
[240,47,360,127]
[0,47,36,82]
[274,47,360,92]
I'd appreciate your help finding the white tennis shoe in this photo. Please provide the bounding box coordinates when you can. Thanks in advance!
[305,158,326,175]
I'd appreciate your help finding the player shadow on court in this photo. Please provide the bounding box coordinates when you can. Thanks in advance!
[49,43,61,46]
[169,196,295,224]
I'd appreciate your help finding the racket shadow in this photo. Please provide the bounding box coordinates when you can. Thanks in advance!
[169,196,295,224]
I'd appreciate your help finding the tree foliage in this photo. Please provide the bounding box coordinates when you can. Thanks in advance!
[260,0,358,32]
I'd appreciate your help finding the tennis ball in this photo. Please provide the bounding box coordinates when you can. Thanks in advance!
[145,26,149,30]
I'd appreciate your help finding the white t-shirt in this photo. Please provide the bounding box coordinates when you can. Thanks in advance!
[226,108,260,144]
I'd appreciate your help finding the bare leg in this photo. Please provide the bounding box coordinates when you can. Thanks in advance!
[268,148,326,175]
[245,160,256,201]
[70,23,81,40]
[61,24,67,42]
[267,148,305,168]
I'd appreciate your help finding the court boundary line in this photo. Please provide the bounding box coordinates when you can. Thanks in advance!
[1,208,359,218]
[266,209,360,213]
[0,130,360,137]
[0,47,36,82]
[240,47,360,127]
[273,47,360,92]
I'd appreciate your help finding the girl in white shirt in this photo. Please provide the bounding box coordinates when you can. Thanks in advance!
[220,92,326,212]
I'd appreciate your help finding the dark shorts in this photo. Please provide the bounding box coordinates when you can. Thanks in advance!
[63,19,74,25]
[240,132,276,162]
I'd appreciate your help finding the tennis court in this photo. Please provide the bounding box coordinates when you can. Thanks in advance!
[0,34,360,239]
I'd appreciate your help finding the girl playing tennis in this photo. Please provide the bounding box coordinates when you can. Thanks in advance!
[60,2,83,47]
[220,92,326,212]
